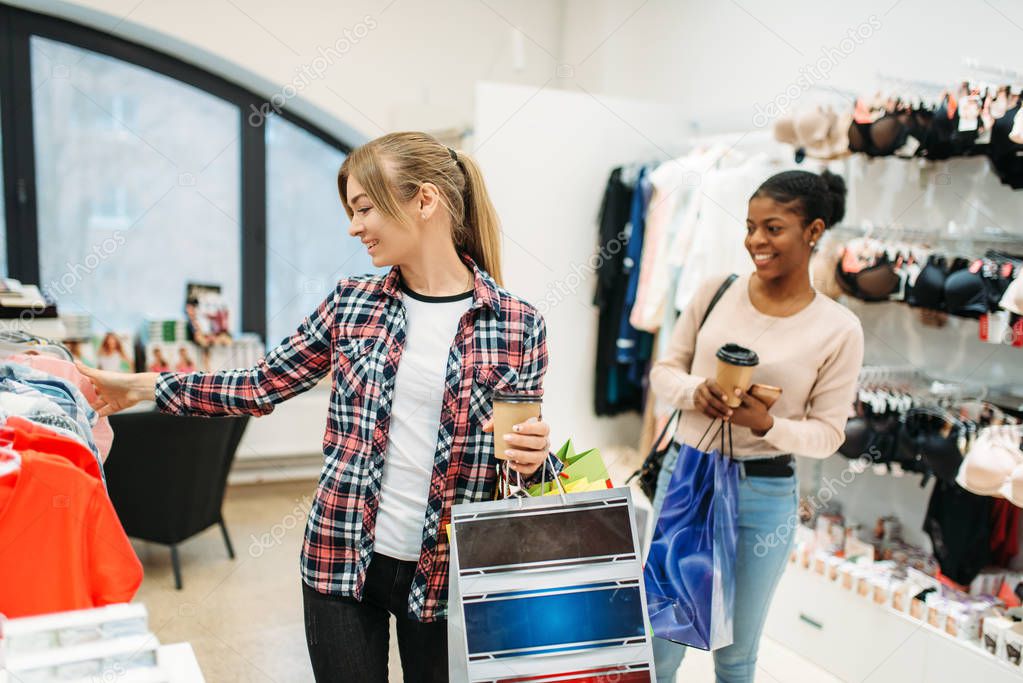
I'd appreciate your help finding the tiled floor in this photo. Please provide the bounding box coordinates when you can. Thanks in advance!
[133,479,838,682]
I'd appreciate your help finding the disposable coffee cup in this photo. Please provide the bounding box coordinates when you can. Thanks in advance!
[492,391,542,461]
[715,343,759,408]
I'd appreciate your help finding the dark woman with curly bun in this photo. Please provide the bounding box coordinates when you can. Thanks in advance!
[648,169,864,682]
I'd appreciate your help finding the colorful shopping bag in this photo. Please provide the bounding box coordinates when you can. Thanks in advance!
[526,439,613,496]
[643,423,739,650]
[448,467,656,682]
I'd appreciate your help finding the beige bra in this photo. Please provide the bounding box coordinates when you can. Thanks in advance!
[956,425,1023,504]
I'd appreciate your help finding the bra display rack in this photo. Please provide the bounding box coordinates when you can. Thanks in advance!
[817,223,1023,340]
[828,222,1023,259]
[773,60,1023,189]
[835,364,1013,483]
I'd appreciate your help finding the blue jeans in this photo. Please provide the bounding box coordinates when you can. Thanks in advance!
[650,444,798,683]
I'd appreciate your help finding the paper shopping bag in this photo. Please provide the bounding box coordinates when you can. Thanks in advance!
[447,487,656,682]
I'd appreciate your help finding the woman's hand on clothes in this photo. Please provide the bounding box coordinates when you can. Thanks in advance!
[694,378,734,421]
[728,388,774,435]
[482,416,551,477]
[75,362,156,417]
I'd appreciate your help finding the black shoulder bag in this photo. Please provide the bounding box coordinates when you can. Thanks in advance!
[627,273,738,500]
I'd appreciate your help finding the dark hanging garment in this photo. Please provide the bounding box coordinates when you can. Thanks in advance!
[923,479,993,585]
[593,168,644,416]
[616,166,656,387]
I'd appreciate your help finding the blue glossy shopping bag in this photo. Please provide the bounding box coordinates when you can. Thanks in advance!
[643,425,739,650]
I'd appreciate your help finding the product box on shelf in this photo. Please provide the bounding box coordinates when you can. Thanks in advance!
[825,556,844,581]
[815,514,844,554]
[983,616,1014,661]
[1002,623,1023,667]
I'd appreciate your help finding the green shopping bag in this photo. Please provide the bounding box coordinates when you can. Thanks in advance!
[527,439,613,496]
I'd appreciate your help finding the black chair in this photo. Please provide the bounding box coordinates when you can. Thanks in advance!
[104,410,250,589]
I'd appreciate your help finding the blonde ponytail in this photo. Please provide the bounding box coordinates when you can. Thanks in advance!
[451,152,502,286]
[338,132,503,286]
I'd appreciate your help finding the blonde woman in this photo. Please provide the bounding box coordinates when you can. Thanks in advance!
[79,132,554,681]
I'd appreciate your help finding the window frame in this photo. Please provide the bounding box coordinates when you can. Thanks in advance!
[0,3,354,341]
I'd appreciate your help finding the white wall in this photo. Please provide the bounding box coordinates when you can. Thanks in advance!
[474,81,692,451]
[12,0,566,140]
[560,0,1023,135]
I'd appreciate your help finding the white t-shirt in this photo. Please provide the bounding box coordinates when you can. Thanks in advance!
[373,283,473,561]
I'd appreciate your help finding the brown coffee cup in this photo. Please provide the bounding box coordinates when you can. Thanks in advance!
[715,343,759,408]
[492,391,542,460]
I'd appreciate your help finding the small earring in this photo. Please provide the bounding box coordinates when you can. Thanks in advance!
[421,212,427,219]
[810,241,817,247]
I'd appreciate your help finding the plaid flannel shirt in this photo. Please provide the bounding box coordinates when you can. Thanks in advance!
[155,257,548,621]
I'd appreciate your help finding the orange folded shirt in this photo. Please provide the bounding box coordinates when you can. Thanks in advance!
[0,450,142,618]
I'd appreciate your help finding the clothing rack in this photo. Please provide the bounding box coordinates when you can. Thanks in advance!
[858,365,924,386]
[960,58,1023,85]
[858,365,988,403]
[0,330,74,362]
[827,222,1023,256]
[803,84,859,102]
[874,71,947,93]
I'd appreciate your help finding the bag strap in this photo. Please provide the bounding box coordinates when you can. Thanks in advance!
[629,273,738,480]
[654,273,738,442]
[700,273,739,329]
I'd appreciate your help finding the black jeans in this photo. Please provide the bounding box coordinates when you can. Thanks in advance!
[302,554,448,682]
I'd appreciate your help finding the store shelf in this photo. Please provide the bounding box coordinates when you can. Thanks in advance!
[764,564,1023,682]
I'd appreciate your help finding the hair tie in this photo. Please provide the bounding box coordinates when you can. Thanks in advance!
[447,147,458,162]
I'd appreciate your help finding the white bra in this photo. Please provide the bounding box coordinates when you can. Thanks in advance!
[957,425,1023,505]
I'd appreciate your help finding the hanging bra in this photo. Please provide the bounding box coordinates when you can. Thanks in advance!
[897,409,966,484]
[835,248,901,302]
[848,98,885,157]
[956,424,1023,506]
[1001,272,1023,315]
[988,102,1023,190]
[906,255,948,310]
[839,398,872,460]
[944,264,989,319]
[922,94,959,160]
[868,111,911,157]
[943,256,1020,318]
[848,111,911,157]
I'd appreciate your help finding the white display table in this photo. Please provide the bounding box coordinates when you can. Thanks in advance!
[158,643,205,682]
[764,564,1023,681]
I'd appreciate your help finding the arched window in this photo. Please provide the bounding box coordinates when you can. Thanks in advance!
[0,5,373,346]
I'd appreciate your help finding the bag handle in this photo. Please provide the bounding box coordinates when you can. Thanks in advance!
[693,418,734,458]
[627,273,738,484]
[497,454,568,505]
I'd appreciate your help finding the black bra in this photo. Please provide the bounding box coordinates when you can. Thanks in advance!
[848,110,913,158]
[988,103,1023,190]
[906,255,948,309]
[944,266,989,319]
[922,94,958,160]
[897,409,964,484]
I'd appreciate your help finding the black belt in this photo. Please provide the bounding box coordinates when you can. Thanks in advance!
[740,454,794,478]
